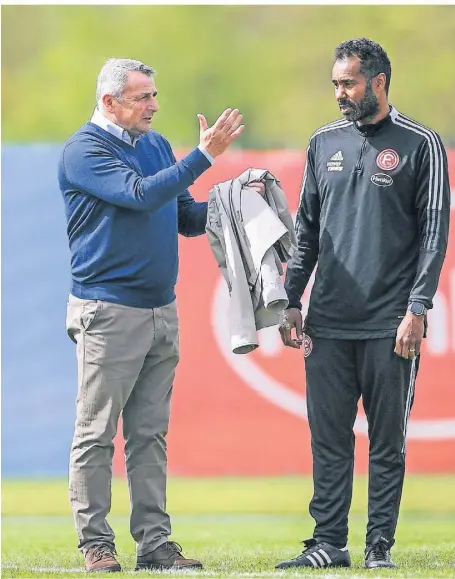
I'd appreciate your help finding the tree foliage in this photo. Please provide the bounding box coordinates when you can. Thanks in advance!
[2,5,455,146]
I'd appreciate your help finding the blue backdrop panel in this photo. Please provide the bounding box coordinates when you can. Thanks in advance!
[2,145,77,476]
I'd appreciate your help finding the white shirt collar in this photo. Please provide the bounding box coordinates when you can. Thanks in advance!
[90,107,139,147]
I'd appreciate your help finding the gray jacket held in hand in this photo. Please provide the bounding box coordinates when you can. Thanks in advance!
[206,168,297,354]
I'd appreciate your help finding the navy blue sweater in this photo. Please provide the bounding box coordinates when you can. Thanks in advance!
[58,122,211,308]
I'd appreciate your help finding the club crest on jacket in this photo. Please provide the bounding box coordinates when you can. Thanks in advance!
[376,149,400,170]
[303,335,313,358]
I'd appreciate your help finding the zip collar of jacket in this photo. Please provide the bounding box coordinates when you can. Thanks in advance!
[352,106,393,137]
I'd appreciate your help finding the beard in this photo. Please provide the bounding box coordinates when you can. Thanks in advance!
[338,83,380,122]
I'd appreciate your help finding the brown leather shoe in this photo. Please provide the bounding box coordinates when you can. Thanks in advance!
[85,544,121,573]
[135,541,203,570]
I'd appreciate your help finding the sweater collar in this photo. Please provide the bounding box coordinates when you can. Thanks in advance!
[90,107,139,147]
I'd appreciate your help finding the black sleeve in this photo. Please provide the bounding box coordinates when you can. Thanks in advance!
[409,133,451,309]
[284,140,321,309]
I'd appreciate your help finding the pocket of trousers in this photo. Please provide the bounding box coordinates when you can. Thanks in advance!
[80,300,102,332]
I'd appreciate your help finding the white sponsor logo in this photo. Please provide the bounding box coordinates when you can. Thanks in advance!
[327,163,343,172]
[330,150,344,161]
[371,173,394,187]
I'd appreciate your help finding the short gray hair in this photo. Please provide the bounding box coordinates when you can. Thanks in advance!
[96,58,155,104]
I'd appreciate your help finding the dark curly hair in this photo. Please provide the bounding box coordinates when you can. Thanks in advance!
[335,38,392,95]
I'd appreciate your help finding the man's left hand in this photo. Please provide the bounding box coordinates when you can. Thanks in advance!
[394,311,424,360]
[248,181,265,196]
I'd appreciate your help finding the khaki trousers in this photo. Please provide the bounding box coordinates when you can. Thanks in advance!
[66,294,179,555]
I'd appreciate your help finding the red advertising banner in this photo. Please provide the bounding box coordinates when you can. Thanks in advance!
[114,150,455,475]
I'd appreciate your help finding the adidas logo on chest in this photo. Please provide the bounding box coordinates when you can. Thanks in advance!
[327,150,344,171]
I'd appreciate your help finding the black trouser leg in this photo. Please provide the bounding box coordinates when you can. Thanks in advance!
[356,339,419,547]
[305,337,361,548]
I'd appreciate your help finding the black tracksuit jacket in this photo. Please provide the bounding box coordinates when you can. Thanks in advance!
[285,107,451,339]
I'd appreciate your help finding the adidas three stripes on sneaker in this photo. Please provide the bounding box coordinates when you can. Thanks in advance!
[275,538,351,569]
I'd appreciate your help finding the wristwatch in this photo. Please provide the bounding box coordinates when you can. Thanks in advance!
[407,302,427,316]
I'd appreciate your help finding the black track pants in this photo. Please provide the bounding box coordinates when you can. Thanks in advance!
[304,337,419,548]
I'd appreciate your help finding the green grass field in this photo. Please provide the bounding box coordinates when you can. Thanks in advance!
[2,476,455,578]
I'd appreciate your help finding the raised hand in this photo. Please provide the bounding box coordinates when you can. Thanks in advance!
[197,108,245,158]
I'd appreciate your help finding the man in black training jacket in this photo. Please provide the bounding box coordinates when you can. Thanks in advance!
[276,38,450,570]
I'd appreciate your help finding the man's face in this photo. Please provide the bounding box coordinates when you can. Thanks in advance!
[332,56,380,123]
[111,71,159,135]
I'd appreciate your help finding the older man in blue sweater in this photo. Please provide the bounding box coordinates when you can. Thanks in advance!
[59,58,256,573]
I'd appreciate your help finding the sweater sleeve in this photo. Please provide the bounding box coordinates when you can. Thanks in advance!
[162,141,209,237]
[408,133,451,309]
[177,192,208,237]
[284,141,321,309]
[61,139,211,213]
